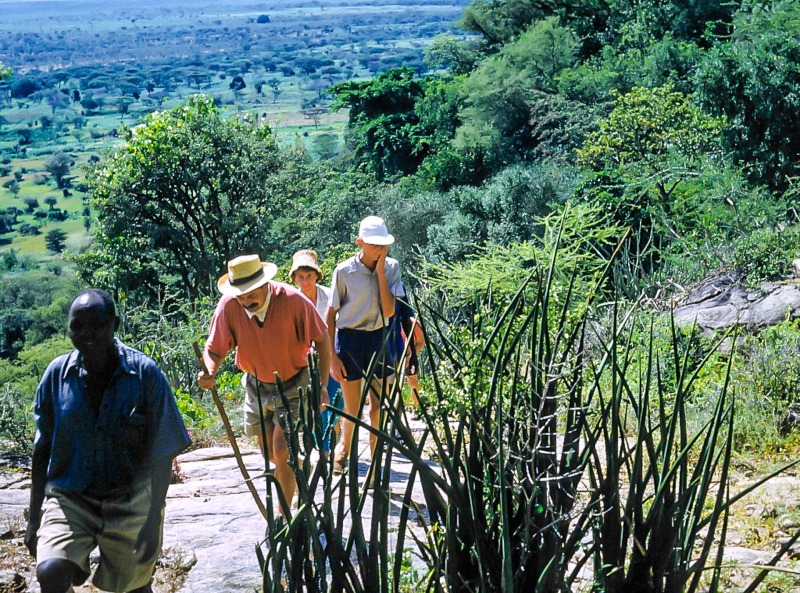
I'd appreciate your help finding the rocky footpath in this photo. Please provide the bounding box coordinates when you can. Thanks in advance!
[3,418,800,591]
[0,424,429,592]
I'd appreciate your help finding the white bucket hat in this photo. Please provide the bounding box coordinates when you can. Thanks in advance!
[217,254,278,296]
[358,216,394,246]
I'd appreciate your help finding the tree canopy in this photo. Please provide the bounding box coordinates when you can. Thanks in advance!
[77,95,294,302]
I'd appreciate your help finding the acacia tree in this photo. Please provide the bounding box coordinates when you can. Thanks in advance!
[45,229,67,254]
[44,153,74,189]
[78,95,295,303]
[577,86,726,228]
[329,67,428,181]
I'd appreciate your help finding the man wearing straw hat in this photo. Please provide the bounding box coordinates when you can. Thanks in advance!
[197,254,330,517]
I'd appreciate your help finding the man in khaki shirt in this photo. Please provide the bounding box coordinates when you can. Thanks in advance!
[327,216,405,475]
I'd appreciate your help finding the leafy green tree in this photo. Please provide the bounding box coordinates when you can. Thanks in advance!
[2,250,18,271]
[45,228,68,254]
[5,180,20,198]
[80,97,102,114]
[410,77,469,189]
[312,134,341,160]
[459,0,552,49]
[576,85,727,258]
[421,162,578,263]
[695,0,800,191]
[424,34,482,75]
[78,95,296,302]
[0,275,75,359]
[290,170,384,257]
[558,31,704,104]
[0,62,10,81]
[229,75,246,92]
[22,198,39,213]
[10,77,40,99]
[329,67,427,181]
[44,153,74,189]
[454,17,581,171]
[47,89,69,115]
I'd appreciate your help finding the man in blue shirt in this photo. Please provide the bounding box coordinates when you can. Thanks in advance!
[25,289,191,593]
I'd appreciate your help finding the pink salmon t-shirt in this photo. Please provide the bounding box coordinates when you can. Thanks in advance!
[206,282,327,384]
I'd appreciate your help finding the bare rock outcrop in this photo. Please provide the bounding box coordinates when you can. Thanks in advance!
[671,274,800,336]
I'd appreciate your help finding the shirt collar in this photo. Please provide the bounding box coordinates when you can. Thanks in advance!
[348,253,373,274]
[243,283,272,322]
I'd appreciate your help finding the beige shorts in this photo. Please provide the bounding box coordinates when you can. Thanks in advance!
[36,480,160,592]
[243,367,309,436]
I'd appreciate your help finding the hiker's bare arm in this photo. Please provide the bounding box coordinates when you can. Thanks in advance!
[197,349,224,390]
[376,248,395,319]
[327,306,346,382]
[312,330,331,408]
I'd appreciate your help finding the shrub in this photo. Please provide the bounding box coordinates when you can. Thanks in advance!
[256,219,800,593]
[730,226,800,287]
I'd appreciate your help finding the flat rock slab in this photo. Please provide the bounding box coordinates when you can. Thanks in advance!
[0,416,432,593]
[165,446,268,591]
[167,429,431,592]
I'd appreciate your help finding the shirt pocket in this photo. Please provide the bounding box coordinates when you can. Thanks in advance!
[123,408,148,456]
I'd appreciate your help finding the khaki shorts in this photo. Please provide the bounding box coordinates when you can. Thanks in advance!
[243,367,309,436]
[37,479,160,592]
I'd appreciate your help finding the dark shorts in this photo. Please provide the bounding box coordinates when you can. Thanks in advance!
[336,328,395,381]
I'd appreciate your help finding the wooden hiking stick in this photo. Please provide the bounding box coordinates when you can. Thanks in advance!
[192,342,269,520]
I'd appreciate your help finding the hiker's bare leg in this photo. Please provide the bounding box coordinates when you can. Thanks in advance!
[265,423,294,517]
[407,374,420,408]
[37,558,85,593]
[335,378,362,463]
[367,378,386,457]
[256,422,276,466]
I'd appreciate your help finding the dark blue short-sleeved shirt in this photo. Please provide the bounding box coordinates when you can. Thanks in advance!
[33,339,191,493]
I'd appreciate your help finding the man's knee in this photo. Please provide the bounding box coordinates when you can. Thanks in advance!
[37,558,85,593]
[271,428,291,464]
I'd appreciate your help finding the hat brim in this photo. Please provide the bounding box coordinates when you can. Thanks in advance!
[217,262,278,296]
[289,262,323,279]
[360,234,395,246]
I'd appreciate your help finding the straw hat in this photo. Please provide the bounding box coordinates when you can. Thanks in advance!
[217,254,278,296]
[289,249,323,280]
[358,216,394,245]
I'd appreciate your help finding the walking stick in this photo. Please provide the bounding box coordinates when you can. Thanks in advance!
[192,342,269,520]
